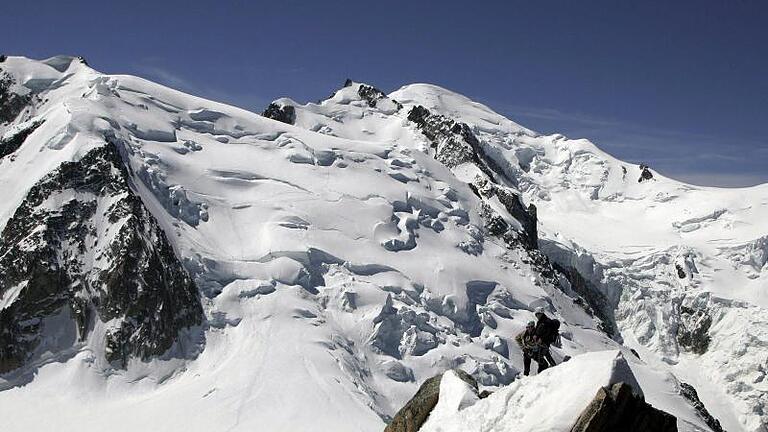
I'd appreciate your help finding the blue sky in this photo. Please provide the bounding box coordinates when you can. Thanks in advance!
[3,0,766,186]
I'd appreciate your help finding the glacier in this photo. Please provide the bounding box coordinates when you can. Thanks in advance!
[0,55,766,432]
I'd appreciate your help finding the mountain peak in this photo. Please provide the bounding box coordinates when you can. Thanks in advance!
[0,57,764,432]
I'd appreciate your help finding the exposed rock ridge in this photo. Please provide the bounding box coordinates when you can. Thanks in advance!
[0,140,203,373]
[679,382,724,432]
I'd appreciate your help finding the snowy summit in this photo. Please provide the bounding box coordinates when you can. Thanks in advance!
[0,55,766,432]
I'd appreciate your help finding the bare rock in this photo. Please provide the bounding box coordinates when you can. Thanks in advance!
[570,382,677,432]
[677,306,712,354]
[384,370,477,432]
[680,382,724,432]
[638,164,654,182]
[262,102,296,124]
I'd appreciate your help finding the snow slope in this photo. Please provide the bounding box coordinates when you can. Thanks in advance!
[0,56,763,431]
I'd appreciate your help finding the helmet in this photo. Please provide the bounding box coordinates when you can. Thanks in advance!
[534,306,545,315]
[526,320,535,328]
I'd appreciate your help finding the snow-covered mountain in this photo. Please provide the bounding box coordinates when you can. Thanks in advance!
[0,56,765,432]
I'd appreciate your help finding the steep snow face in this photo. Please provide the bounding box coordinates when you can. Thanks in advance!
[0,58,631,432]
[387,83,768,432]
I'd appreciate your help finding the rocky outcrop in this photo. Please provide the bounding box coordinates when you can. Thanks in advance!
[570,382,677,432]
[262,103,296,125]
[473,178,538,250]
[677,305,712,354]
[680,382,724,432]
[357,83,386,104]
[0,73,30,125]
[384,370,478,432]
[675,263,687,279]
[638,164,654,182]
[0,119,43,159]
[0,141,203,373]
[407,105,484,170]
[552,263,619,339]
[358,84,402,110]
[383,360,415,383]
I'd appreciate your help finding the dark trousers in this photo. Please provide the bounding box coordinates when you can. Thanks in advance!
[523,351,549,375]
[542,347,556,367]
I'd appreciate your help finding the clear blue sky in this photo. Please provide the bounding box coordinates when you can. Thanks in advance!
[3,0,766,186]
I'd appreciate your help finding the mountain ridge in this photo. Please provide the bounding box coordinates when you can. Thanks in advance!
[0,55,765,432]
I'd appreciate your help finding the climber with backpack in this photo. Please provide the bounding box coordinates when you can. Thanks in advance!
[515,320,547,375]
[533,306,560,371]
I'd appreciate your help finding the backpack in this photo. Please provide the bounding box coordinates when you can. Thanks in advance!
[544,319,560,345]
[552,333,562,348]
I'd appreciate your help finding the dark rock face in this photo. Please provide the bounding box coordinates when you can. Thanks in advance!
[407,105,482,170]
[384,360,415,383]
[0,73,30,125]
[0,141,203,373]
[638,164,654,182]
[675,264,687,279]
[385,370,478,432]
[553,263,619,339]
[680,382,724,432]
[358,84,387,107]
[0,119,43,159]
[262,103,296,125]
[357,84,402,110]
[677,306,712,354]
[473,179,538,250]
[570,382,677,432]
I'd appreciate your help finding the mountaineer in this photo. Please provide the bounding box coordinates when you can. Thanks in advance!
[533,306,560,371]
[515,320,546,375]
